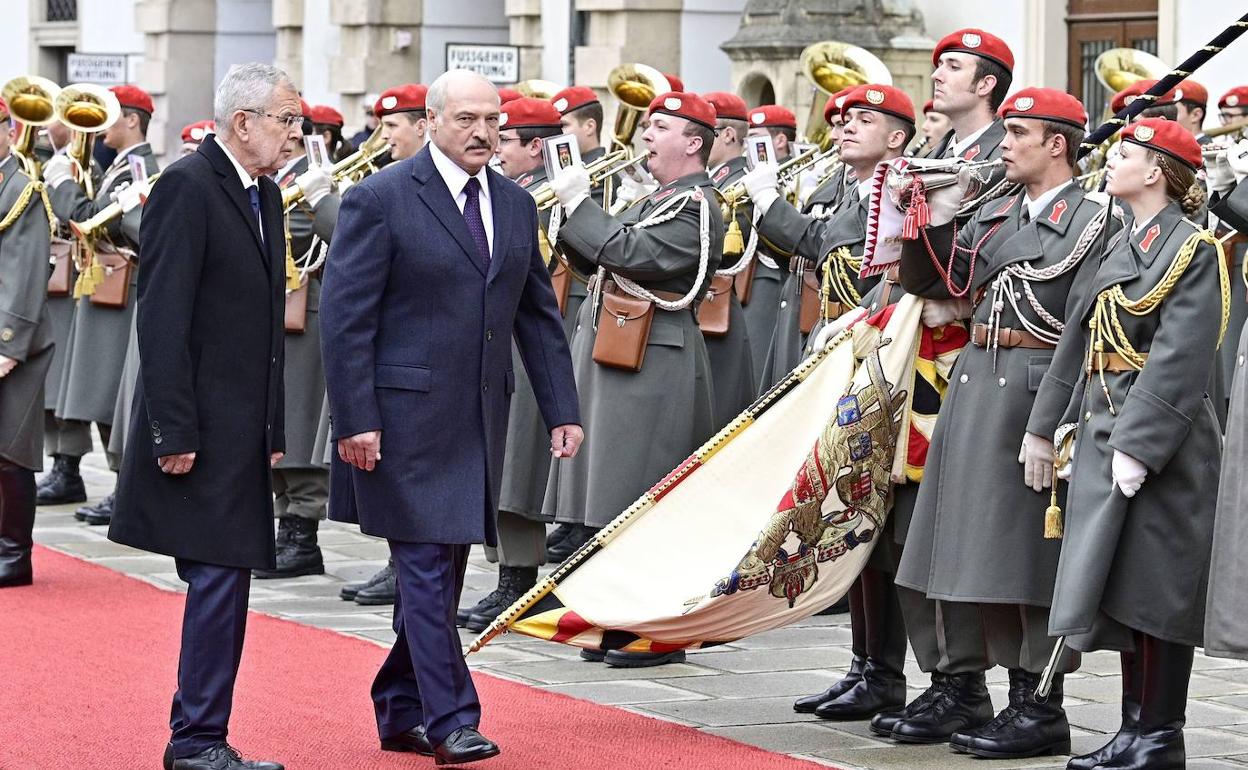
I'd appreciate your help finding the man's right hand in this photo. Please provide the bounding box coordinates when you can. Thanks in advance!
[923,167,973,227]
[0,355,17,379]
[339,430,382,471]
[158,452,196,475]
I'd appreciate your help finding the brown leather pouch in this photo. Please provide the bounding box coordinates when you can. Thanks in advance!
[592,280,654,372]
[733,256,756,306]
[285,279,309,334]
[697,274,734,337]
[89,248,132,309]
[48,239,73,297]
[550,261,573,317]
[799,267,822,335]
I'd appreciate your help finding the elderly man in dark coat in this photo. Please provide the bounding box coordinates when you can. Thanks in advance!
[321,69,581,766]
[109,62,300,770]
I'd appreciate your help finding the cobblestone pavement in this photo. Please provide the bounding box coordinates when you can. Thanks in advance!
[27,451,1248,769]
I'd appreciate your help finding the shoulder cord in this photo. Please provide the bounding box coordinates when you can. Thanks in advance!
[1088,229,1229,415]
[821,245,863,311]
[612,189,711,312]
[0,179,55,238]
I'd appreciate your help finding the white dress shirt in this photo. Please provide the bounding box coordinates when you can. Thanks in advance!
[429,140,494,256]
[950,121,993,158]
[216,137,263,238]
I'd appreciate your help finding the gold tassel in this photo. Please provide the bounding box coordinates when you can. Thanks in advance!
[283,217,301,292]
[1044,463,1063,539]
[537,227,553,267]
[723,217,744,258]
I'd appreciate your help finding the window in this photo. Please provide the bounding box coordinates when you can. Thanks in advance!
[46,0,77,22]
[1066,0,1159,121]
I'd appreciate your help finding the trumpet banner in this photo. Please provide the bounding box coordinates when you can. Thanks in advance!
[472,296,935,655]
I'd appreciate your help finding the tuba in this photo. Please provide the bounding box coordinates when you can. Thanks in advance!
[1,75,61,178]
[605,64,671,156]
[54,83,121,200]
[799,42,891,150]
[515,79,564,100]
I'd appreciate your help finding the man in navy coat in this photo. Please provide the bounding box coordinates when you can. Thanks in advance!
[320,69,582,765]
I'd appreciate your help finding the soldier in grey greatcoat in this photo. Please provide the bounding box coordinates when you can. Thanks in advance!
[1035,120,1220,770]
[0,110,54,587]
[455,97,567,632]
[40,85,159,516]
[897,89,1114,759]
[544,91,723,668]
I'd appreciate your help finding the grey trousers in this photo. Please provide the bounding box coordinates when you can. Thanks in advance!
[888,536,991,675]
[980,602,1080,674]
[482,509,547,568]
[272,467,329,521]
[43,412,94,457]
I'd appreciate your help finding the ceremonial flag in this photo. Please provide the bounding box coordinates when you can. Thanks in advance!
[470,295,929,655]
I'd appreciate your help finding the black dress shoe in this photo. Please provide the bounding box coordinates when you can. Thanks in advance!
[81,493,115,525]
[381,725,434,755]
[253,518,325,579]
[953,670,1071,758]
[341,560,392,601]
[355,562,397,605]
[580,648,606,662]
[870,675,944,737]
[891,671,994,744]
[604,649,686,668]
[434,727,500,766]
[170,742,284,770]
[35,454,86,506]
[795,655,865,713]
[814,659,906,721]
[466,565,537,632]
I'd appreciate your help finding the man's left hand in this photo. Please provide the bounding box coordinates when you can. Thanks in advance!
[0,355,16,378]
[270,451,284,467]
[550,424,584,459]
[920,297,971,328]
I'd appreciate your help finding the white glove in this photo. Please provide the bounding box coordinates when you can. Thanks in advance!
[1227,138,1248,183]
[337,177,356,195]
[42,154,74,189]
[1018,433,1055,493]
[920,297,971,328]
[116,178,152,213]
[0,355,16,378]
[1208,150,1236,194]
[551,166,591,213]
[1056,439,1075,480]
[742,163,780,215]
[1111,449,1147,498]
[807,306,867,358]
[923,167,973,227]
[615,174,655,207]
[295,165,333,207]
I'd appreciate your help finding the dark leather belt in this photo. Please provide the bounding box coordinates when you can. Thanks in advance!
[970,323,1056,350]
[1087,351,1146,373]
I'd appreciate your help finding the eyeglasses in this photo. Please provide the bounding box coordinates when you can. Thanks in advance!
[244,109,305,130]
[497,135,522,145]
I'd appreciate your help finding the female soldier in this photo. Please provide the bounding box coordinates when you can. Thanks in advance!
[1038,118,1227,770]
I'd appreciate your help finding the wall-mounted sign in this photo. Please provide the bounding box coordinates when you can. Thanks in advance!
[445,43,520,84]
[66,53,129,84]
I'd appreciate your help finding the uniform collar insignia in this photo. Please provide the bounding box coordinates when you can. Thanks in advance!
[1047,198,1068,225]
[652,187,677,203]
[962,144,981,161]
[518,173,533,188]
[993,196,1016,216]
[280,172,297,189]
[713,165,730,184]
[1139,223,1161,252]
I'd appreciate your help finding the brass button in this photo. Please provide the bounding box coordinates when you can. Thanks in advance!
[780,300,788,309]
[998,377,1006,387]
[0,328,12,342]
[1239,354,1244,367]
[154,436,163,445]
[1085,411,1092,421]
[959,374,969,383]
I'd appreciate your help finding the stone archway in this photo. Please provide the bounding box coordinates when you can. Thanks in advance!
[738,71,775,107]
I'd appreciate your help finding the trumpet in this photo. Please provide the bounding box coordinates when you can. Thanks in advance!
[530,150,644,211]
[719,145,829,207]
[282,124,388,208]
[1207,116,1248,140]
[70,171,162,246]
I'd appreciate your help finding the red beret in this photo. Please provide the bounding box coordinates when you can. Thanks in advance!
[664,73,685,93]
[1172,80,1208,107]
[998,87,1087,129]
[498,87,523,105]
[646,91,716,130]
[551,86,599,115]
[0,97,8,121]
[1219,86,1248,109]
[1121,117,1202,170]
[823,88,856,125]
[110,84,154,115]
[702,91,748,122]
[180,119,215,143]
[310,105,343,127]
[1111,79,1178,114]
[499,96,562,130]
[840,84,915,125]
[299,98,313,118]
[923,99,935,115]
[748,104,797,130]
[933,28,1014,73]
[375,84,427,116]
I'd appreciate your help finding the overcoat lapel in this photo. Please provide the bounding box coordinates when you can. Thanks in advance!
[411,147,487,277]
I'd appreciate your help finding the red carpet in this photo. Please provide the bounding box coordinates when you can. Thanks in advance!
[0,546,836,769]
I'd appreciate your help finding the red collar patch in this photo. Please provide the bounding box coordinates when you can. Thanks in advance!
[1047,199,1068,225]
[651,187,677,204]
[713,165,730,184]
[518,173,533,188]
[1139,223,1161,252]
[279,172,296,189]
[962,145,981,161]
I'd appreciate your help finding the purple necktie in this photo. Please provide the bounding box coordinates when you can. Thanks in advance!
[462,176,490,271]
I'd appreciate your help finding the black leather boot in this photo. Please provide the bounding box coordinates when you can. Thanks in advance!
[870,674,944,737]
[546,523,576,550]
[0,461,36,587]
[354,561,397,605]
[466,565,537,632]
[890,671,994,743]
[458,586,503,627]
[80,492,115,525]
[795,655,865,713]
[341,559,393,601]
[35,453,86,506]
[546,524,597,563]
[1096,633,1191,770]
[815,658,906,720]
[953,669,1071,758]
[1067,648,1142,770]
[253,517,325,579]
